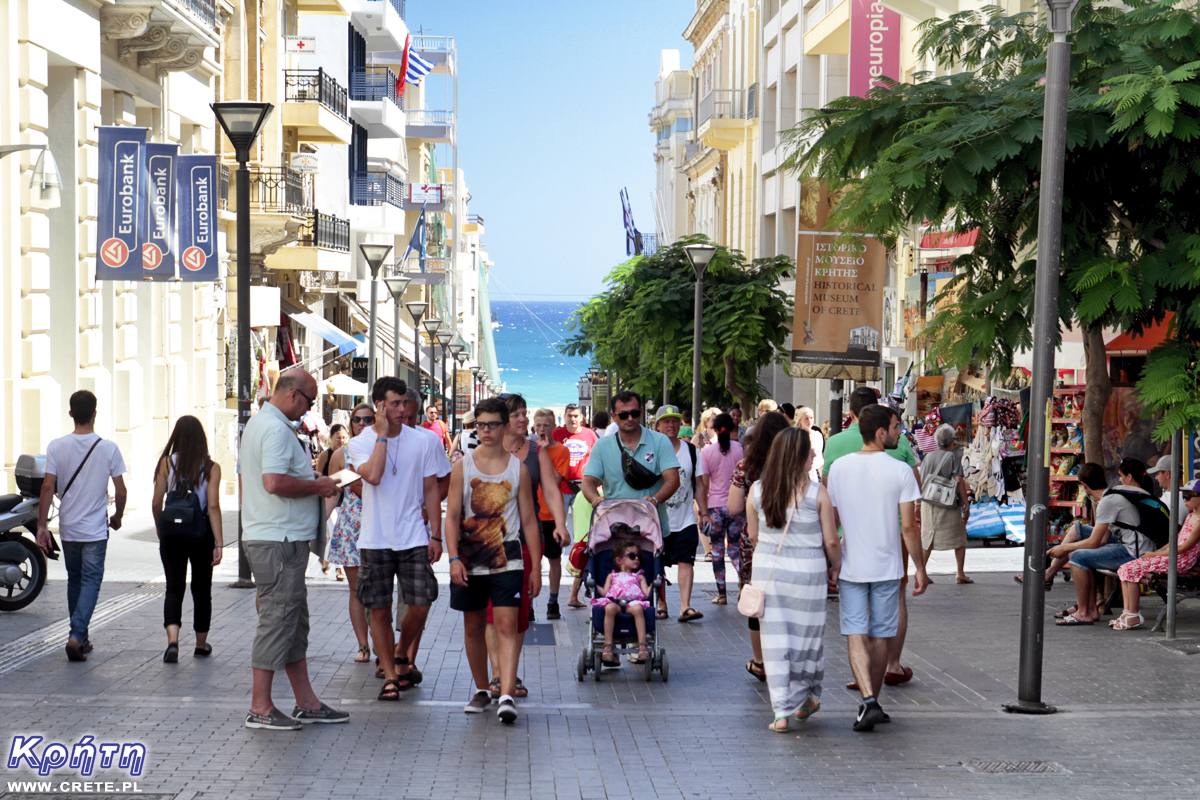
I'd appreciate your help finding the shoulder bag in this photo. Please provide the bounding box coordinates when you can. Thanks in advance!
[738,493,799,619]
[921,451,959,508]
[46,437,103,556]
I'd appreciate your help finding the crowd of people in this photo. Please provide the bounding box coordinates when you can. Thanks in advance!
[31,378,1200,734]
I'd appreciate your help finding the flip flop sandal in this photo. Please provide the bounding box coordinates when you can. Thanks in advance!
[377,680,402,701]
[884,666,914,685]
[768,718,790,733]
[704,553,713,562]
[1055,613,1094,626]
[746,660,766,682]
[514,678,528,698]
[354,644,371,663]
[678,608,704,623]
[656,609,669,619]
[794,700,821,722]
[1054,606,1078,620]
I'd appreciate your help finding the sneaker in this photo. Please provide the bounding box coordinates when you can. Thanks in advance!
[464,691,491,714]
[291,703,350,725]
[853,702,887,732]
[245,708,302,731]
[497,698,518,724]
[546,601,561,620]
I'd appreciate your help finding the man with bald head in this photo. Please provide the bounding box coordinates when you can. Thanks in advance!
[240,369,347,730]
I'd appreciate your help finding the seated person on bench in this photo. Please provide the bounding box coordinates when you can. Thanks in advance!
[1111,478,1200,630]
[1048,461,1155,626]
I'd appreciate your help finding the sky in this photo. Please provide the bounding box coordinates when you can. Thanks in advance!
[408,0,695,303]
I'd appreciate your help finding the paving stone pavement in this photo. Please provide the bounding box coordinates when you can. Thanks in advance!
[3,565,1200,799]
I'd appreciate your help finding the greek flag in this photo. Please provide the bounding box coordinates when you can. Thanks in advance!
[406,48,434,85]
[400,205,427,271]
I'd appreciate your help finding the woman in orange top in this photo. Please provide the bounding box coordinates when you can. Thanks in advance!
[534,408,572,619]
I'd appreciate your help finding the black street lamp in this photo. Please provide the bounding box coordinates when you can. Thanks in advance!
[422,317,442,412]
[211,100,273,589]
[448,343,465,433]
[384,274,412,378]
[359,243,393,389]
[683,244,717,420]
[404,301,428,388]
[470,365,481,409]
[436,330,452,421]
[1006,0,1079,717]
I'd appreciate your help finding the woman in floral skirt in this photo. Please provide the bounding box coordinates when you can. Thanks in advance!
[325,402,374,661]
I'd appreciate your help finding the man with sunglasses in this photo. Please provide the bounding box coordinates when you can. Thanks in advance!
[240,370,346,730]
[582,391,680,542]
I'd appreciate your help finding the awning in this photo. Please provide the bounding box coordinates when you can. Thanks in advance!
[281,297,359,356]
[1105,313,1174,355]
[340,295,434,379]
[919,229,979,249]
[324,372,370,396]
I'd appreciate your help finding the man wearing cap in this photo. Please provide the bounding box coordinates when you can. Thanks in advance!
[653,405,707,622]
[1149,454,1191,526]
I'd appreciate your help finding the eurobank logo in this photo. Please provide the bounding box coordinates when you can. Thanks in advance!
[178,155,218,282]
[96,127,147,280]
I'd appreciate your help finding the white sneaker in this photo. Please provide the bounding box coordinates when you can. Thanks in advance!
[497,697,517,724]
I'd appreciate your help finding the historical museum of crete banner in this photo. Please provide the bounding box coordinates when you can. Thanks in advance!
[176,155,219,282]
[96,126,147,281]
[849,0,901,98]
[142,143,177,281]
[790,231,887,382]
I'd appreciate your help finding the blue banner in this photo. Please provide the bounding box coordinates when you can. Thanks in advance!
[96,126,147,281]
[176,155,219,282]
[142,143,177,281]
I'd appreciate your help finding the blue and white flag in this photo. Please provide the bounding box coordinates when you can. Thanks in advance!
[400,205,427,271]
[406,48,434,85]
[96,126,147,281]
[621,188,639,257]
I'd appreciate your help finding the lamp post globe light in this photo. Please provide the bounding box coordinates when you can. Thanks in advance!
[359,243,393,389]
[384,275,412,378]
[0,144,63,209]
[682,243,717,420]
[405,300,428,387]
[211,100,274,589]
[422,317,442,412]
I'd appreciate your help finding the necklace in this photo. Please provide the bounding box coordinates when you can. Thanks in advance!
[386,431,400,475]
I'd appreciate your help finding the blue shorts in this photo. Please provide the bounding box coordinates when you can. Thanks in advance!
[1069,542,1135,572]
[839,579,901,638]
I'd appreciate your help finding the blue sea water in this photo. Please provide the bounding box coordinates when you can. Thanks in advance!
[491,300,591,408]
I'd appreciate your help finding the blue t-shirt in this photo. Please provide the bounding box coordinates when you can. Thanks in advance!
[583,426,681,534]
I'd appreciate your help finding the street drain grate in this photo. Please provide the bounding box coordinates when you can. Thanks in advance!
[962,761,1070,775]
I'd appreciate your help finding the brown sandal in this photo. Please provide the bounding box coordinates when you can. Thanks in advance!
[746,660,766,682]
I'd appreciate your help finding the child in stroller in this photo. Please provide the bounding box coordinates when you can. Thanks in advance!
[593,540,653,665]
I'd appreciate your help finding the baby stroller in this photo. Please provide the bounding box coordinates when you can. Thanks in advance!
[575,498,668,682]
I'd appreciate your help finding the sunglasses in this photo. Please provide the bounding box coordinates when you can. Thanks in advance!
[352,415,375,425]
[615,408,642,421]
[477,420,506,431]
[295,388,316,410]
[619,553,640,561]
[1185,493,1199,500]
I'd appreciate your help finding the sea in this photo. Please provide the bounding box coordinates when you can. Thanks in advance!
[491,300,591,412]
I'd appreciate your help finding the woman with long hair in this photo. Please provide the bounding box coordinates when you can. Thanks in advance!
[691,406,723,450]
[746,427,840,732]
[325,402,374,662]
[701,413,745,605]
[151,415,223,663]
[316,423,349,579]
[727,411,791,681]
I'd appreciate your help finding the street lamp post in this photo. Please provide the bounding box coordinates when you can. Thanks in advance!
[0,144,62,208]
[683,244,717,422]
[436,330,452,426]
[360,244,393,389]
[1005,0,1079,717]
[211,101,274,589]
[384,274,412,377]
[405,301,429,388]
[448,343,465,433]
[422,317,442,413]
[471,366,481,409]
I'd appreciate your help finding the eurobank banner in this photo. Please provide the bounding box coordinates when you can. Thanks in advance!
[95,126,148,281]
[142,143,178,281]
[177,155,219,282]
[849,0,901,97]
[790,231,887,382]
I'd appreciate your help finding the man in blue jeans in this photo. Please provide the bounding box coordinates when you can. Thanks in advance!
[36,390,127,662]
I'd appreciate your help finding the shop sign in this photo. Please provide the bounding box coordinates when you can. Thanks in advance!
[285,36,317,54]
[290,153,320,173]
[849,0,901,97]
[96,126,148,281]
[177,155,219,282]
[790,231,887,381]
[409,183,443,204]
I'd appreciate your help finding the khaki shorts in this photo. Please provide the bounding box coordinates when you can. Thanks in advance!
[245,539,311,671]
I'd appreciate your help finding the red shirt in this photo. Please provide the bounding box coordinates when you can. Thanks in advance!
[552,425,599,482]
[422,419,449,450]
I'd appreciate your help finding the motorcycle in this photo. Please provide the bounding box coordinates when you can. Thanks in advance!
[0,454,53,611]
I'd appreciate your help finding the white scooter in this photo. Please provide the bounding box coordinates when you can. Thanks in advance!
[0,454,52,611]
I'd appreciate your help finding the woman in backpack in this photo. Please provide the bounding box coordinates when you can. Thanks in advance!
[150,415,223,663]
[919,424,972,585]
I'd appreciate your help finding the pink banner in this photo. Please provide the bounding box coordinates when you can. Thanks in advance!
[849,0,901,97]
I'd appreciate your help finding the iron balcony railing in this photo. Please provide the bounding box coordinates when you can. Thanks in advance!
[222,166,311,215]
[367,0,405,20]
[411,35,453,52]
[467,214,484,225]
[168,0,217,29]
[349,67,402,107]
[406,109,454,127]
[350,170,405,208]
[284,68,349,121]
[698,89,746,126]
[635,233,658,257]
[298,210,350,252]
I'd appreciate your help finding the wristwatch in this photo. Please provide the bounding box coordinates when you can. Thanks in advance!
[649,496,660,506]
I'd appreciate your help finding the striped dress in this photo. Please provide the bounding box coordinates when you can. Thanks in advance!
[751,480,828,717]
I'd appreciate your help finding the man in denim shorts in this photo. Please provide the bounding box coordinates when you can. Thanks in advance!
[348,377,443,701]
[827,405,928,732]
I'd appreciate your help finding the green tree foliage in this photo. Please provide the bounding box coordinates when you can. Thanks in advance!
[562,236,793,412]
[781,0,1200,441]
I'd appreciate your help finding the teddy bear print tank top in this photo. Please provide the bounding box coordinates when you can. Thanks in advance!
[459,452,524,575]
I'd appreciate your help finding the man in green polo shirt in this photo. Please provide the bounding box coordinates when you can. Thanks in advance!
[823,386,922,690]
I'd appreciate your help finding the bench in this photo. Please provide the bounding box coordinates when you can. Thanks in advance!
[1147,568,1200,632]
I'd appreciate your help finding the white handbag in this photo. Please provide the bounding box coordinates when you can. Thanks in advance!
[738,501,798,619]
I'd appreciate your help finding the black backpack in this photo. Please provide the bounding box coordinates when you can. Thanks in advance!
[160,479,207,539]
[1104,487,1170,550]
[684,441,698,494]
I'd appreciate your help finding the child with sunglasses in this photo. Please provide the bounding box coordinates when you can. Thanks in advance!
[593,540,652,665]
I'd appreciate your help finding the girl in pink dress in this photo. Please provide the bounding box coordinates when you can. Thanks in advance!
[594,541,652,665]
[1112,481,1200,630]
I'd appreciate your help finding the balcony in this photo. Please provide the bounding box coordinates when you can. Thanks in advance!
[463,214,484,235]
[803,0,850,55]
[348,67,405,138]
[267,210,352,274]
[282,69,353,144]
[411,34,455,75]
[405,109,454,143]
[296,0,350,13]
[351,170,405,208]
[221,166,312,216]
[697,89,757,151]
[168,0,216,28]
[346,0,408,52]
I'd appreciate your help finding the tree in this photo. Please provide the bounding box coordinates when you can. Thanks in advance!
[562,235,794,413]
[780,0,1200,455]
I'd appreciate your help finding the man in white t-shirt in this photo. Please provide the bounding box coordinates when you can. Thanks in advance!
[827,405,927,732]
[653,405,708,623]
[348,377,442,698]
[36,390,127,663]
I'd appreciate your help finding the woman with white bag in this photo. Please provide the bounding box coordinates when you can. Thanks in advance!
[919,424,973,584]
[744,428,841,733]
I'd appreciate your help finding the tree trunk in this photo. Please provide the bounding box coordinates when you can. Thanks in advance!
[724,353,751,417]
[1081,326,1112,466]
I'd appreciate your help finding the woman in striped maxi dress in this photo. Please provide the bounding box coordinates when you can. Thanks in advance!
[746,427,841,733]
